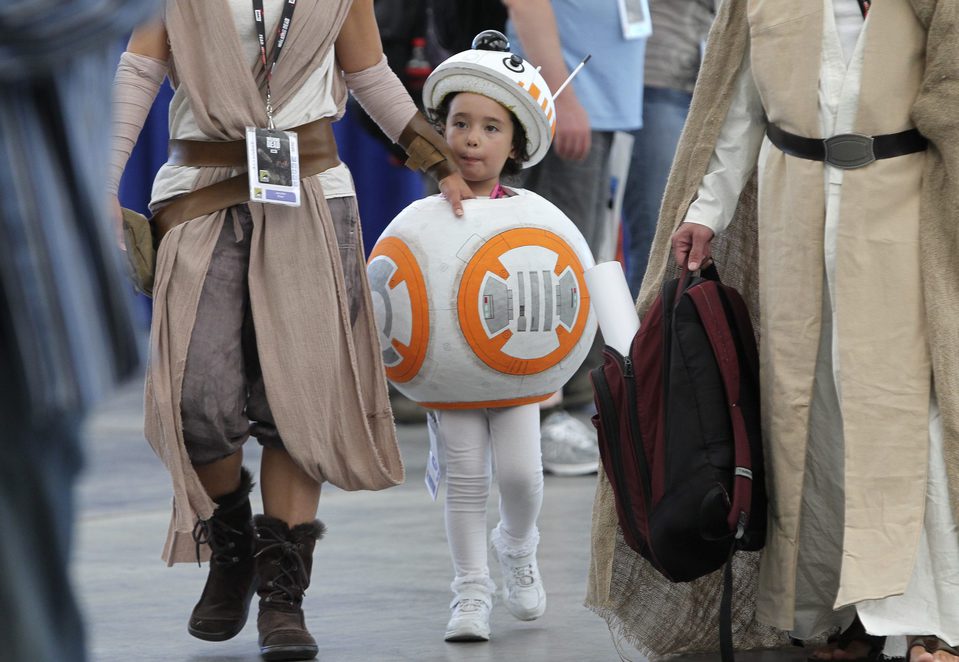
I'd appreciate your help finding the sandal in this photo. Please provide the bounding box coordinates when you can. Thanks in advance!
[808,617,888,661]
[908,636,959,660]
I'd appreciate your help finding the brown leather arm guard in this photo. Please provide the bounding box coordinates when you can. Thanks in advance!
[397,112,460,182]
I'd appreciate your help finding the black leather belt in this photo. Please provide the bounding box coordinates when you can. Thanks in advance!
[766,123,927,169]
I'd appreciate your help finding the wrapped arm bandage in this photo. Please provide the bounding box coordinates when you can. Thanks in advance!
[343,55,417,142]
[109,51,168,195]
[344,55,458,181]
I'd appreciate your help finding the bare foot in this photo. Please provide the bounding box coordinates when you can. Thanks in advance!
[808,642,839,660]
[910,651,959,662]
[909,638,959,662]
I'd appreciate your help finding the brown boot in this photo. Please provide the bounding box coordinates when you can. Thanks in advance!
[253,515,325,661]
[188,467,257,641]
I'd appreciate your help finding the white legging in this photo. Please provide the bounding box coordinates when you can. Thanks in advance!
[434,404,544,586]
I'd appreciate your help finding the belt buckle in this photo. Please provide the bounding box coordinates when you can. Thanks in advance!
[823,133,876,169]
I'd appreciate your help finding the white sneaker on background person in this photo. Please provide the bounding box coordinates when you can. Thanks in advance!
[540,409,600,476]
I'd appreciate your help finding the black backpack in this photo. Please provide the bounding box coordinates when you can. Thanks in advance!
[590,265,767,661]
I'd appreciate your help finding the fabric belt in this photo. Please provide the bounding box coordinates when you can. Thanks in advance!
[766,123,927,170]
[153,117,340,241]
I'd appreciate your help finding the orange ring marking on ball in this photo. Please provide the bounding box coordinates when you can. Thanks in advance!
[457,228,590,376]
[420,392,555,410]
[368,236,429,383]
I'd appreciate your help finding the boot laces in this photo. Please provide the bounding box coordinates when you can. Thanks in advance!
[192,517,244,567]
[255,529,309,607]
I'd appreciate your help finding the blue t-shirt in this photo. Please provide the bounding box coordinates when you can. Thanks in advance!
[507,0,646,131]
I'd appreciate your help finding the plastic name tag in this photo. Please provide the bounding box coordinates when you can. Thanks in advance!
[425,411,445,501]
[246,127,301,207]
[617,0,652,40]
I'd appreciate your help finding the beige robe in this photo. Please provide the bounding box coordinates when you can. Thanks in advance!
[146,0,404,565]
[587,0,959,656]
[749,0,929,626]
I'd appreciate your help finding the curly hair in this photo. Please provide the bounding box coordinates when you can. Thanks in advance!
[429,92,531,177]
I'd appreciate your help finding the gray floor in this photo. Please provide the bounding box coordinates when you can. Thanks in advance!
[74,378,812,662]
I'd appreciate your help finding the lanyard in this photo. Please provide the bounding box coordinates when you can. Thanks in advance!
[856,0,871,18]
[252,0,298,128]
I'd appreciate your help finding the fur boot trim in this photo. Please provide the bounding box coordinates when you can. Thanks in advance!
[290,520,326,543]
[212,466,255,513]
[252,514,326,542]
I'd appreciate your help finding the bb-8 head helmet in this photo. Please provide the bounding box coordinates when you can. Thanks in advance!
[423,30,557,168]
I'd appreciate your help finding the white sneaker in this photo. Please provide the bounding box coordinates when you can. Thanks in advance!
[540,410,600,476]
[444,591,491,642]
[491,545,546,621]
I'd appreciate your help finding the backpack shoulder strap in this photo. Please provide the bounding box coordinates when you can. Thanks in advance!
[686,282,753,537]
[721,283,760,384]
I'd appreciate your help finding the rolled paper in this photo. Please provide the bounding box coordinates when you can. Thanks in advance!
[584,261,640,356]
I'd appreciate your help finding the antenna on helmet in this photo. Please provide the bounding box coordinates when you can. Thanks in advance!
[553,54,591,99]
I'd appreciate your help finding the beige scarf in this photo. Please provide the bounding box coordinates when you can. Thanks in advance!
[148,0,404,565]
[586,0,959,655]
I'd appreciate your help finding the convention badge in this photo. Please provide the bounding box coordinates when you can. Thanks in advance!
[245,126,301,207]
[425,411,445,501]
[617,0,652,40]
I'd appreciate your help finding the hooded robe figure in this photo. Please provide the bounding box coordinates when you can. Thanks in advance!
[586,0,959,657]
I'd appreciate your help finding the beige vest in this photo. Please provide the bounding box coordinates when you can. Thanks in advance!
[747,0,931,627]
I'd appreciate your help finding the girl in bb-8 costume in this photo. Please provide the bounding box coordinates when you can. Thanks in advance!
[378,31,594,641]
[430,84,547,642]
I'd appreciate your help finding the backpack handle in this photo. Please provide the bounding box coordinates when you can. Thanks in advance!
[672,263,721,308]
[673,268,692,308]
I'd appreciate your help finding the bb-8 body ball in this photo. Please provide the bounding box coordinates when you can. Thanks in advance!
[367,191,597,409]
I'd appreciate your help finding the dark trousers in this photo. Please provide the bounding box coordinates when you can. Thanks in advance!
[623,86,693,297]
[0,379,86,662]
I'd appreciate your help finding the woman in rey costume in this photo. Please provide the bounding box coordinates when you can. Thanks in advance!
[107,1,472,659]
[587,1,959,661]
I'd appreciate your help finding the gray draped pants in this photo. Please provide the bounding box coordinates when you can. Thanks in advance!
[181,197,363,465]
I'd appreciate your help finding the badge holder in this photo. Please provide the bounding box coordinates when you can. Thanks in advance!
[425,411,446,501]
[617,0,652,40]
[247,0,301,206]
[246,96,301,207]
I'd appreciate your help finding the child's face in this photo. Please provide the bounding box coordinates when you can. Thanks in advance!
[444,92,516,196]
